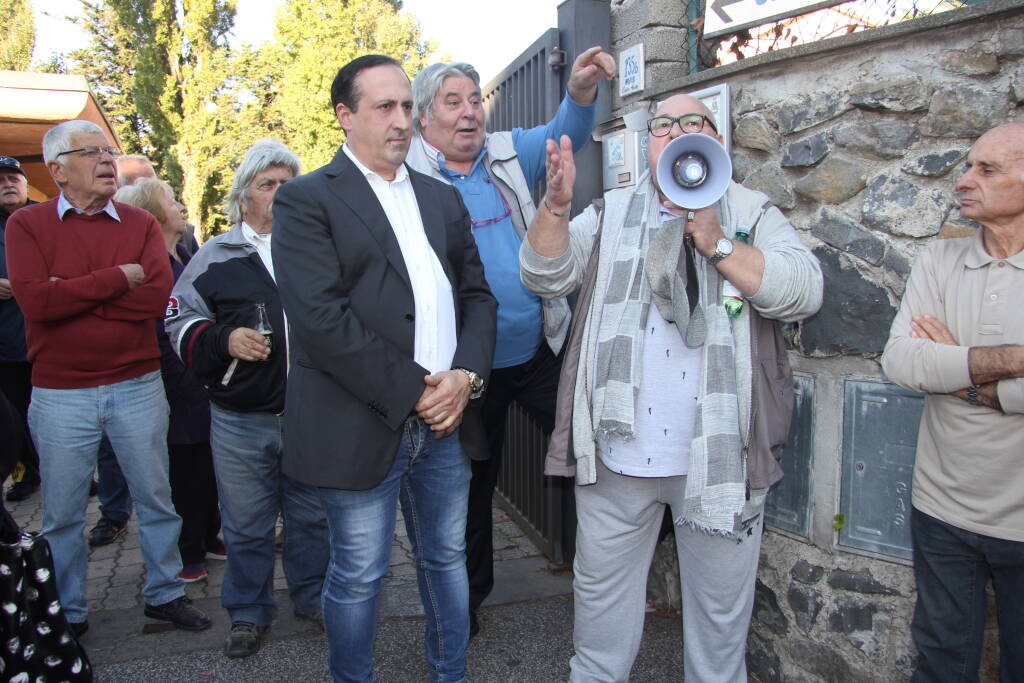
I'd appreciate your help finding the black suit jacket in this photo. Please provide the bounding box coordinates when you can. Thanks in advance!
[272,147,497,491]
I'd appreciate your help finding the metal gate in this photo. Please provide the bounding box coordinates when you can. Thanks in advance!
[477,0,610,566]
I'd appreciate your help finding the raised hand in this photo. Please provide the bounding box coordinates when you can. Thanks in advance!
[568,46,617,105]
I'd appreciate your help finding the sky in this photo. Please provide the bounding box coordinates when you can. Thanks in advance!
[31,0,564,86]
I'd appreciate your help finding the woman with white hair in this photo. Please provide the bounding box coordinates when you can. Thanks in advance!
[114,177,224,584]
[164,140,328,659]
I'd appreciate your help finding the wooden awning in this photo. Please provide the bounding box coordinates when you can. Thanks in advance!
[0,71,121,201]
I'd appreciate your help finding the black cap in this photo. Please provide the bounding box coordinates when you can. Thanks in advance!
[0,156,26,177]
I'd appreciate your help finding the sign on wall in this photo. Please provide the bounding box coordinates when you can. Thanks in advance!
[618,43,645,97]
[704,0,848,39]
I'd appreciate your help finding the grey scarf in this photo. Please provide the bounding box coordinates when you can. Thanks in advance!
[590,178,746,534]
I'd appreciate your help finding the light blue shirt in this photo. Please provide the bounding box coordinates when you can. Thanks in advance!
[434,93,595,368]
[57,192,121,222]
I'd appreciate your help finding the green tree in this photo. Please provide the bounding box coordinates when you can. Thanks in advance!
[1,0,36,71]
[273,0,434,170]
[72,0,240,238]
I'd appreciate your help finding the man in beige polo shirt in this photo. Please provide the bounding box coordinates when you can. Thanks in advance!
[882,122,1024,682]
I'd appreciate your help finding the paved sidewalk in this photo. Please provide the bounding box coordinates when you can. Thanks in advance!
[4,483,683,681]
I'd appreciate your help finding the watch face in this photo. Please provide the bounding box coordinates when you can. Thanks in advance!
[717,238,734,255]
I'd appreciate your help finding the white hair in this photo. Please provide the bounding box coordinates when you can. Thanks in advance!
[42,120,105,165]
[412,62,481,134]
[225,139,301,226]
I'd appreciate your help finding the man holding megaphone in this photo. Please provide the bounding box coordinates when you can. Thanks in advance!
[520,93,822,682]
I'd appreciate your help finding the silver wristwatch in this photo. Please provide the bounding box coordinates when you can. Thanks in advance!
[456,367,485,400]
[708,238,734,265]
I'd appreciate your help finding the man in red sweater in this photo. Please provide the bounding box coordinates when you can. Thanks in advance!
[5,120,211,636]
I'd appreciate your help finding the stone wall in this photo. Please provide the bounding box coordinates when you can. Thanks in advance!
[606,0,1024,680]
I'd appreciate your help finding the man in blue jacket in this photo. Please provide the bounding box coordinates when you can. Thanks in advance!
[406,47,615,636]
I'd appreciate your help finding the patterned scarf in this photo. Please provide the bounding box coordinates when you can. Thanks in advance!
[589,177,746,534]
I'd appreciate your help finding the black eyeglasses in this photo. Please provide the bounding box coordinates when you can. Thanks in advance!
[56,146,123,159]
[647,114,718,137]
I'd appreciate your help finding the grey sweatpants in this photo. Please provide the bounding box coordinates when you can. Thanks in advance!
[569,458,765,683]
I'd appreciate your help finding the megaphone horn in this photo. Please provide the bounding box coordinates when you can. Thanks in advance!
[654,134,733,210]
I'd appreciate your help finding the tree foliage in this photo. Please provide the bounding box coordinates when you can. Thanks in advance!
[69,0,431,238]
[1,0,35,71]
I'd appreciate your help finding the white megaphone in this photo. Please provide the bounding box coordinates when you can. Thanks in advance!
[654,134,733,210]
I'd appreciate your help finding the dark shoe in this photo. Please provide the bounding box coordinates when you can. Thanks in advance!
[144,596,212,631]
[205,538,227,561]
[5,479,40,502]
[88,517,127,547]
[469,610,480,639]
[295,610,324,632]
[69,620,89,638]
[178,563,208,583]
[224,621,264,658]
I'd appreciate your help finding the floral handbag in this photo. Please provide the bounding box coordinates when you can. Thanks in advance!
[0,505,93,682]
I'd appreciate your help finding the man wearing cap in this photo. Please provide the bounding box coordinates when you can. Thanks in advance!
[520,93,822,681]
[0,155,41,502]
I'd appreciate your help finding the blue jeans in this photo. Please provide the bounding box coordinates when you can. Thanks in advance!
[28,371,184,622]
[210,405,328,626]
[97,435,133,524]
[318,418,471,683]
[911,506,1024,682]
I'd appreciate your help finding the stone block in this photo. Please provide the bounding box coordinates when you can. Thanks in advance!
[611,0,685,36]
[827,596,877,634]
[794,156,867,204]
[789,637,862,682]
[800,247,896,356]
[731,148,763,183]
[901,149,967,177]
[645,60,689,88]
[781,132,829,167]
[787,583,824,634]
[641,26,687,62]
[939,222,977,239]
[778,93,850,134]
[921,86,1006,138]
[811,207,886,265]
[861,174,948,238]
[747,628,784,682]
[998,27,1024,56]
[753,578,790,635]
[791,559,825,585]
[1012,67,1024,105]
[939,48,1000,77]
[828,569,901,596]
[734,112,780,152]
[744,164,796,210]
[849,77,930,113]
[883,248,911,281]
[833,121,920,160]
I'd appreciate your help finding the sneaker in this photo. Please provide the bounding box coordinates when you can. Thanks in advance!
[69,620,89,638]
[179,563,208,583]
[88,517,127,547]
[205,538,228,561]
[295,610,324,632]
[5,479,40,502]
[144,596,212,631]
[224,621,264,658]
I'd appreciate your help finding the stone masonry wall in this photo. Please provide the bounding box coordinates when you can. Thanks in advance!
[606,1,1024,680]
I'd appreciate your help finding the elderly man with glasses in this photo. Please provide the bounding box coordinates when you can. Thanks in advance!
[5,119,211,636]
[520,93,823,681]
[405,47,615,637]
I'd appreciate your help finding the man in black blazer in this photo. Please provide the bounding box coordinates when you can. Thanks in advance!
[272,54,497,683]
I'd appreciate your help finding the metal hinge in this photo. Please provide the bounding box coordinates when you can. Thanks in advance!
[548,48,566,69]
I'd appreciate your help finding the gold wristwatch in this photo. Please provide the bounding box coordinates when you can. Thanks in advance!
[455,367,485,400]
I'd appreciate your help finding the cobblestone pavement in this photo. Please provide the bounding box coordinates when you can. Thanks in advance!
[3,480,542,612]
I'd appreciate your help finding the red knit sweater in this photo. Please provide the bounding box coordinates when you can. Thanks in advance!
[6,199,173,389]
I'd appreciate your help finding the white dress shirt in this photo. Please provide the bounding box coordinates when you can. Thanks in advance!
[343,144,457,374]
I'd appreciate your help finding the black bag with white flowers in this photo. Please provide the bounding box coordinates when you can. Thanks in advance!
[0,505,92,681]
